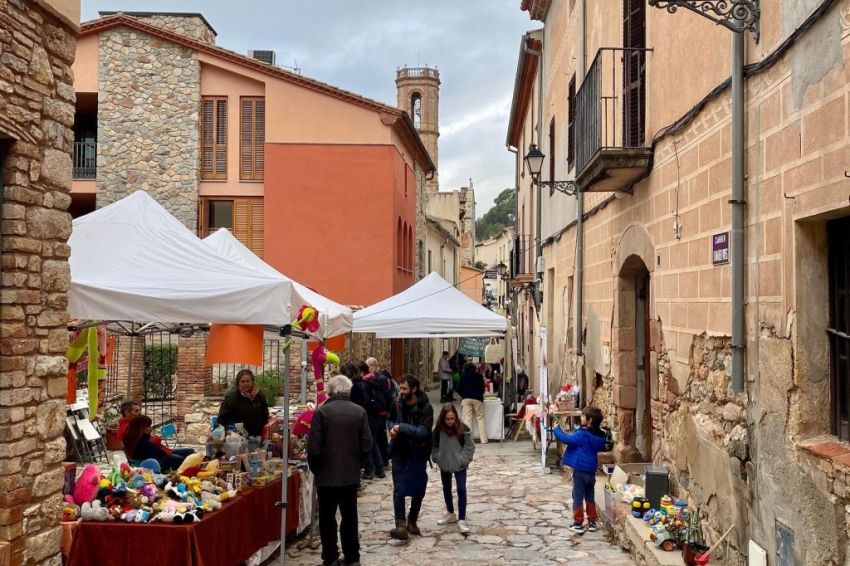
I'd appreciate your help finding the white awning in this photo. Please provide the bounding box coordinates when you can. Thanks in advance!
[204,228,353,339]
[353,272,507,337]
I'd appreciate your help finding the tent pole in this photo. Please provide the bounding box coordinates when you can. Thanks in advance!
[300,338,307,405]
[279,327,292,566]
[124,322,135,401]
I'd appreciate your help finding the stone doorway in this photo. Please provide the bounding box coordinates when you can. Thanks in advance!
[612,225,655,462]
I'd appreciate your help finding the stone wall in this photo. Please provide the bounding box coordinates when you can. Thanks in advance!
[0,1,78,564]
[136,14,216,45]
[96,26,200,230]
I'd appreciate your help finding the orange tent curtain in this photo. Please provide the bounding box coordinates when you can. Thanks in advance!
[306,334,346,353]
[205,324,264,366]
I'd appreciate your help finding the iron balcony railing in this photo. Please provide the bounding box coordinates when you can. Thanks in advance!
[511,235,534,279]
[73,141,96,179]
[576,47,652,175]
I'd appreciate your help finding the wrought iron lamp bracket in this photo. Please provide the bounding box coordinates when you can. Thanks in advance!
[648,0,760,43]
[538,180,579,196]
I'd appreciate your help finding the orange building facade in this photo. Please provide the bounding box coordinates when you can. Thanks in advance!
[70,12,433,307]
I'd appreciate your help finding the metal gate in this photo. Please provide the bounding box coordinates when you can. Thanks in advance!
[143,331,177,426]
[210,338,285,402]
[829,217,850,441]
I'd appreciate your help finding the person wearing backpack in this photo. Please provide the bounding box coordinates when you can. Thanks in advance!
[432,403,475,534]
[366,357,395,468]
[343,362,386,480]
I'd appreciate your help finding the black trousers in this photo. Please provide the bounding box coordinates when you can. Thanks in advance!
[376,418,389,466]
[317,484,360,565]
[441,379,452,400]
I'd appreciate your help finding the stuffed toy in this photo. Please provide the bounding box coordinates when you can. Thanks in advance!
[177,453,202,474]
[81,500,108,521]
[161,499,194,512]
[139,459,161,473]
[197,459,219,480]
[164,482,182,501]
[71,465,101,506]
[140,483,159,500]
[121,510,137,522]
[107,468,123,487]
[152,474,167,488]
[62,503,80,522]
[200,488,221,511]
[134,509,151,523]
[157,509,176,523]
[173,508,203,524]
[180,465,202,478]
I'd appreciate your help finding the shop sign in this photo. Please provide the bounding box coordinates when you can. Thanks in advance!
[712,232,730,266]
[459,336,488,357]
[483,270,498,279]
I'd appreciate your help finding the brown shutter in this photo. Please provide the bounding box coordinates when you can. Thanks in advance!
[233,198,250,247]
[198,197,209,238]
[201,97,228,180]
[623,0,646,148]
[249,198,264,257]
[567,76,576,169]
[548,117,555,196]
[240,98,266,181]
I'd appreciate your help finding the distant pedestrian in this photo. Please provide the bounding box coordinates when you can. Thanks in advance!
[438,351,454,402]
[552,406,610,534]
[366,357,396,468]
[307,375,373,566]
[432,403,474,534]
[458,362,487,444]
[387,375,433,541]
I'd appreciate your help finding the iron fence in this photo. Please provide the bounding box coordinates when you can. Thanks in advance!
[575,48,651,174]
[143,331,177,426]
[73,141,96,179]
[210,338,285,402]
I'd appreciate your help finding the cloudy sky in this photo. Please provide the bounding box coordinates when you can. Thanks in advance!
[81,1,533,214]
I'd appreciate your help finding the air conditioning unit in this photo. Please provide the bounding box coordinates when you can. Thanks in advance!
[248,50,276,66]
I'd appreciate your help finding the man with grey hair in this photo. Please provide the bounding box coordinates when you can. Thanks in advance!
[308,374,373,566]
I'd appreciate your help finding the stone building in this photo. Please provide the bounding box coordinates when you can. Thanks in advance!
[507,0,850,563]
[0,1,81,564]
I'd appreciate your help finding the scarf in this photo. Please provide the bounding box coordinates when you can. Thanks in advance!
[240,386,259,402]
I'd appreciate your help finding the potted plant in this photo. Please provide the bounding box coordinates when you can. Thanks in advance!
[102,414,122,451]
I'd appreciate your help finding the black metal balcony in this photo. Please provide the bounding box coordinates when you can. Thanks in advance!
[73,141,96,180]
[510,234,534,287]
[575,48,653,192]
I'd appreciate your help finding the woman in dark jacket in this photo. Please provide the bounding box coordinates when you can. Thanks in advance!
[458,362,488,443]
[123,416,186,471]
[217,369,270,437]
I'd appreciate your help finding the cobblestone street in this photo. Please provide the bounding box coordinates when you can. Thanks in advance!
[284,399,636,566]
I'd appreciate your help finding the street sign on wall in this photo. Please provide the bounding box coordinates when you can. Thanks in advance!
[712,232,730,266]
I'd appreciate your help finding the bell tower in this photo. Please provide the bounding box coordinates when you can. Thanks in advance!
[396,65,440,194]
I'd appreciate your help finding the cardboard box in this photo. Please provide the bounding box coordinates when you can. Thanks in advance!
[609,463,648,502]
[249,475,272,487]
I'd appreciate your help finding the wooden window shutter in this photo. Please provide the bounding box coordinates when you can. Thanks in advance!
[198,197,210,238]
[567,76,576,169]
[201,97,227,180]
[233,198,250,247]
[548,117,555,196]
[241,98,265,180]
[623,0,646,148]
[249,198,264,257]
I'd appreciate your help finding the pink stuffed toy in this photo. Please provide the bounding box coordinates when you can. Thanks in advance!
[68,464,101,506]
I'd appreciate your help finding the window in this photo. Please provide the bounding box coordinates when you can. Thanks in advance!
[411,92,422,130]
[829,217,850,441]
[201,97,228,180]
[199,197,264,257]
[397,218,403,269]
[240,97,265,181]
[567,75,576,170]
[548,117,555,196]
[428,250,432,273]
[623,0,646,148]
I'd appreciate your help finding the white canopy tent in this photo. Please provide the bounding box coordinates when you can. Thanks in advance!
[68,191,296,325]
[204,228,353,339]
[353,271,507,337]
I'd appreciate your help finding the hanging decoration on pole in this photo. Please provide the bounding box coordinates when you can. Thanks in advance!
[291,343,340,435]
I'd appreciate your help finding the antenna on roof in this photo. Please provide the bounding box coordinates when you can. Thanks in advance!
[281,58,302,75]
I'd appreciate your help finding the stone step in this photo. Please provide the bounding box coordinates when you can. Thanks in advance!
[623,514,686,566]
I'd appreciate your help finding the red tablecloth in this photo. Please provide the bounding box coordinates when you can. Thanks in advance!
[65,473,301,566]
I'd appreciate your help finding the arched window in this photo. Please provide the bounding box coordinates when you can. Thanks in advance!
[403,222,409,270]
[397,218,403,268]
[410,92,422,130]
[407,225,414,271]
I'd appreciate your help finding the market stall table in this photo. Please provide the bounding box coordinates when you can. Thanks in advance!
[468,399,503,441]
[64,474,301,566]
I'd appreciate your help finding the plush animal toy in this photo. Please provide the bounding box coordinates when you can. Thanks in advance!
[173,509,203,524]
[177,453,202,475]
[134,509,151,523]
[200,490,221,511]
[157,509,176,523]
[81,500,108,521]
[292,344,339,435]
[197,460,219,480]
[62,503,80,522]
[121,510,137,522]
[293,306,320,334]
[139,459,161,473]
[70,465,101,506]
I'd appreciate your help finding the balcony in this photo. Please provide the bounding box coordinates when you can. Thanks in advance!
[510,234,534,288]
[575,48,652,193]
[73,141,96,180]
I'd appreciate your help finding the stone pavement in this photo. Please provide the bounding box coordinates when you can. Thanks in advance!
[282,394,636,566]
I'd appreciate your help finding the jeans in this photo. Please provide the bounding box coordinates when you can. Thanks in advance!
[572,470,598,524]
[376,419,389,466]
[159,454,186,472]
[171,448,195,459]
[440,470,467,520]
[462,398,487,442]
[317,484,360,565]
[364,424,385,475]
[391,455,424,521]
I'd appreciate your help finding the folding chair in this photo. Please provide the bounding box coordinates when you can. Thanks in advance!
[159,423,182,448]
[65,416,88,463]
[76,416,109,463]
[507,392,536,440]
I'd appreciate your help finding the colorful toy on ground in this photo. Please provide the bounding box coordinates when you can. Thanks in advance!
[632,497,650,518]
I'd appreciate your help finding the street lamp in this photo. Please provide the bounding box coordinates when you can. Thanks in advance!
[495,261,508,278]
[523,144,578,196]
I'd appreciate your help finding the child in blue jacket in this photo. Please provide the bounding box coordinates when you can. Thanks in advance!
[552,406,610,533]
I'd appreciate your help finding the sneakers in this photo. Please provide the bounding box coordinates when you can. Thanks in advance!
[587,522,598,532]
[375,470,386,479]
[361,471,375,480]
[438,512,458,525]
[569,523,585,534]
[458,520,470,534]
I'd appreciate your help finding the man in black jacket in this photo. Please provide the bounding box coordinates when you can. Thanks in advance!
[387,375,434,541]
[307,375,373,566]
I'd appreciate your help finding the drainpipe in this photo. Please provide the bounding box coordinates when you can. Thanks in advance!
[524,39,543,313]
[576,0,586,356]
[731,24,745,392]
[508,146,519,328]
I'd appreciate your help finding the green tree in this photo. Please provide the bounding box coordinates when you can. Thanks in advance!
[475,188,516,241]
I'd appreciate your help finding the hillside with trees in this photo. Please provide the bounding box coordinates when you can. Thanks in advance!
[475,188,515,241]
